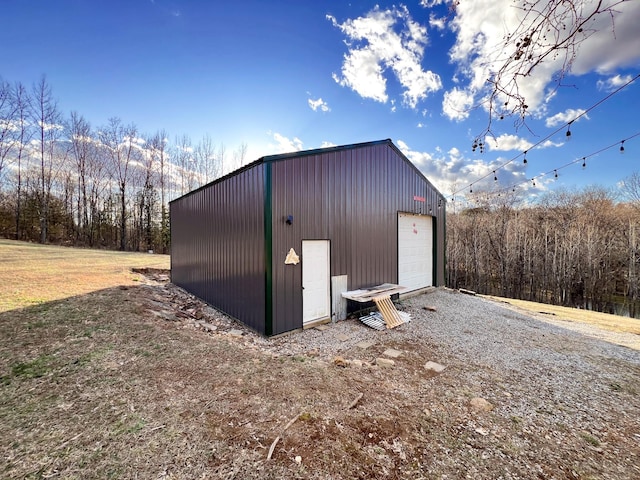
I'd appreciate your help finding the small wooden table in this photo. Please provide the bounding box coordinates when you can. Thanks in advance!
[341,283,408,302]
[342,284,408,329]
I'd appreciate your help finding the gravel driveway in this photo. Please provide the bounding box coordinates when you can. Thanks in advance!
[254,287,640,478]
[150,281,640,478]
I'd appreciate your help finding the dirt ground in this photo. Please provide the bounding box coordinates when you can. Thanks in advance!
[1,242,639,479]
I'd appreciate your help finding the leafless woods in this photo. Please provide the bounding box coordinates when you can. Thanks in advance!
[447,186,640,315]
[0,76,248,251]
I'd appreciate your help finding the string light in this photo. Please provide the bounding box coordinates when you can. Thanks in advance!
[620,140,625,153]
[523,151,528,164]
[470,185,473,193]
[452,73,640,198]
[493,171,498,182]
[465,131,640,200]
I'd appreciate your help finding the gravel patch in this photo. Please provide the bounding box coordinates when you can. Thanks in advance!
[262,288,639,475]
[148,282,640,478]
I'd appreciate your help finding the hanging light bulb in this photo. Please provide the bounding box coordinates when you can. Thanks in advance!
[523,151,528,164]
[493,171,498,182]
[532,179,536,187]
[620,140,625,153]
[582,157,586,168]
[566,122,572,140]
[469,185,473,193]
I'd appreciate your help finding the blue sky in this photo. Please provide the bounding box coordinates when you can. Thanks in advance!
[1,0,639,203]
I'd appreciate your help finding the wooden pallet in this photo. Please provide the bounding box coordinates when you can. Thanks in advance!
[373,295,405,329]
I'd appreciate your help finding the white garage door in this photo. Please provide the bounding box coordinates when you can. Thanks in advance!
[302,240,331,325]
[398,213,433,291]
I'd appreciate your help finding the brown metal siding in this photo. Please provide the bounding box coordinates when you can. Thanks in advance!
[170,165,266,332]
[269,142,445,335]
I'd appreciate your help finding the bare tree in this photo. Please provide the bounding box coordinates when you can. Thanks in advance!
[194,134,222,185]
[217,142,227,176]
[231,142,248,171]
[173,134,196,195]
[147,131,169,252]
[618,172,640,307]
[30,76,64,244]
[0,77,18,187]
[132,134,161,251]
[12,82,31,240]
[447,186,634,314]
[98,117,139,250]
[620,171,640,207]
[446,0,633,144]
[68,112,93,242]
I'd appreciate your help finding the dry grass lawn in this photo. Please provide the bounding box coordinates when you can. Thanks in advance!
[0,239,169,312]
[484,295,640,336]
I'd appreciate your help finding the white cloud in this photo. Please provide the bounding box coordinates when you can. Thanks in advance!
[397,139,527,195]
[308,97,330,112]
[428,14,446,31]
[320,141,336,148]
[597,74,634,91]
[269,132,303,153]
[485,134,562,151]
[443,0,640,119]
[545,108,589,127]
[486,134,533,152]
[329,1,640,125]
[442,87,474,121]
[539,139,564,148]
[328,6,441,109]
[0,119,21,132]
[38,121,64,132]
[331,51,388,103]
[572,1,640,74]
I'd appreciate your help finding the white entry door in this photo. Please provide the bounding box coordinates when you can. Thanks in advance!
[398,213,433,291]
[302,240,330,325]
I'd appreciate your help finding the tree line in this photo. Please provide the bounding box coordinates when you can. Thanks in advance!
[447,184,640,317]
[0,75,248,252]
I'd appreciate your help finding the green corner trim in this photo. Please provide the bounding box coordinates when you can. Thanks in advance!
[264,163,273,336]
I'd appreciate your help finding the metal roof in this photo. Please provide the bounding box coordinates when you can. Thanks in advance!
[169,139,447,204]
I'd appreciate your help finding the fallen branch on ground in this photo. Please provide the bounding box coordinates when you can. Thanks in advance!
[267,412,301,460]
[346,392,364,410]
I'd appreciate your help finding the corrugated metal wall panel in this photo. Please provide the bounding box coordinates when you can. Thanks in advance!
[170,165,266,332]
[269,141,446,335]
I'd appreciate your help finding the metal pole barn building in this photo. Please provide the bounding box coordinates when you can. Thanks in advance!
[170,139,446,336]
